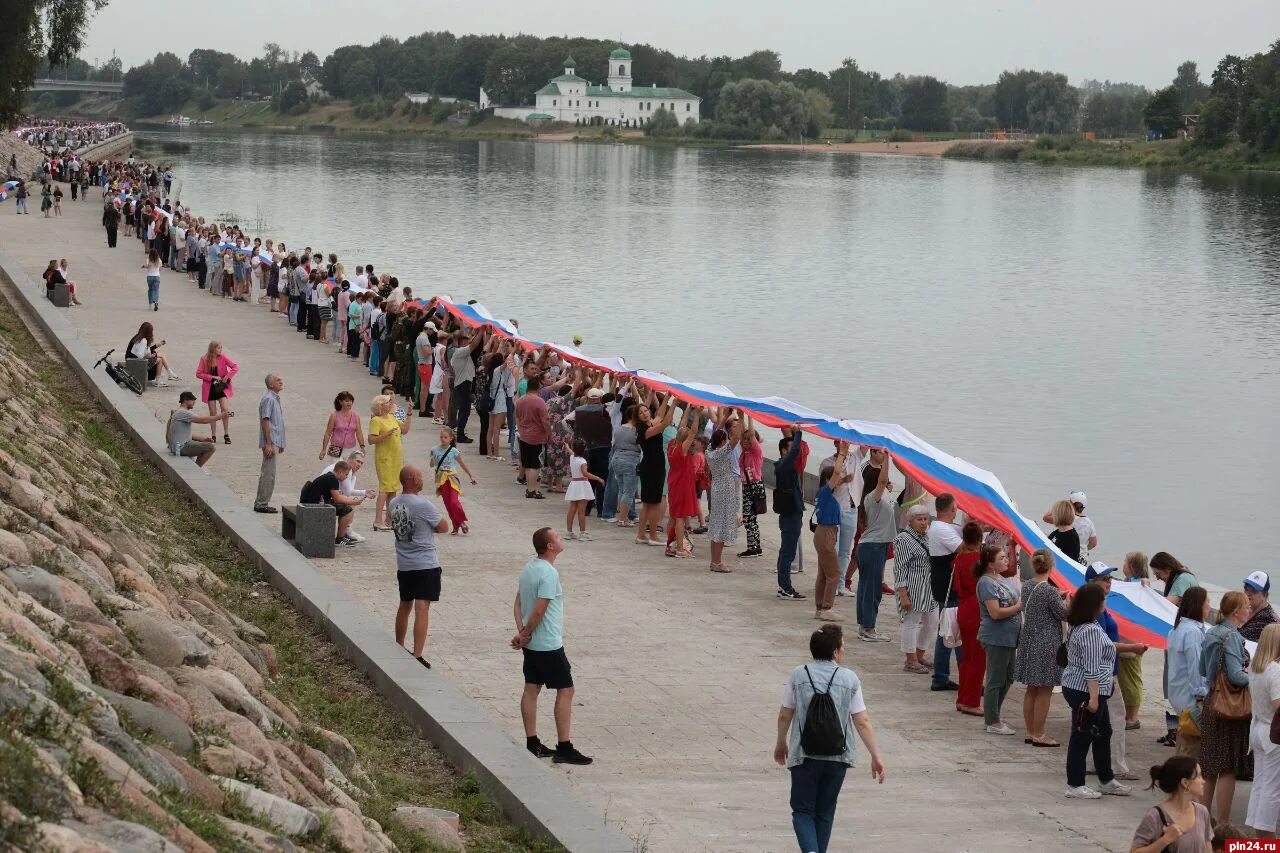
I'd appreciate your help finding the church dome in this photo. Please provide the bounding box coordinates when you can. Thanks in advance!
[609,48,631,60]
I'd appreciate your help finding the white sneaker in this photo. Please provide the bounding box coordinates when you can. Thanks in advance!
[566,531,578,540]
[602,517,618,524]
[347,531,366,543]
[984,722,1016,736]
[578,531,592,541]
[1065,785,1102,799]
[1098,780,1131,797]
[835,586,850,597]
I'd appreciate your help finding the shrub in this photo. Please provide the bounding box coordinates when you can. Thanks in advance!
[887,129,914,142]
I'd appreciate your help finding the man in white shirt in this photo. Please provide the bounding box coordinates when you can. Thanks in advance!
[926,494,963,691]
[322,451,376,541]
[820,441,867,597]
[353,265,368,292]
[1069,490,1098,563]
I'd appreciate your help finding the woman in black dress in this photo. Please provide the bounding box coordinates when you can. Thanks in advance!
[634,391,677,547]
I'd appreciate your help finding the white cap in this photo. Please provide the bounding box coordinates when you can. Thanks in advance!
[1245,571,1271,593]
[1068,490,1087,508]
[586,388,604,399]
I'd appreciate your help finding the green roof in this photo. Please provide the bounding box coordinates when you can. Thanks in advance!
[526,113,554,120]
[564,55,577,67]
[550,73,587,83]
[534,83,561,96]
[585,84,700,100]
[610,48,631,59]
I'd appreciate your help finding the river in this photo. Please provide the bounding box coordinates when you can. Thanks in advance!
[138,127,1280,586]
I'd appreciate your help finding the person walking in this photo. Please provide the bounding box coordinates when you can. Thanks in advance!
[253,374,286,514]
[1199,591,1253,824]
[431,427,478,535]
[1129,756,1212,853]
[142,249,162,311]
[195,341,237,445]
[102,199,119,247]
[976,543,1023,735]
[893,504,938,674]
[389,465,448,668]
[1061,583,1130,799]
[1248,623,1280,838]
[1017,550,1067,746]
[774,624,886,853]
[511,527,592,765]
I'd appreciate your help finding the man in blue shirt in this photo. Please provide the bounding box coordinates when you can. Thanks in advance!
[1087,563,1149,782]
[512,527,592,765]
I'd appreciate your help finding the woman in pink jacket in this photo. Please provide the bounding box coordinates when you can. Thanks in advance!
[195,340,238,444]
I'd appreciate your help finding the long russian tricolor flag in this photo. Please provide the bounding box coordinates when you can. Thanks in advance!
[418,296,1177,647]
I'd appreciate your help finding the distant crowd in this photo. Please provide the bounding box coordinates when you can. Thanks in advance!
[10,117,128,153]
[21,146,1274,852]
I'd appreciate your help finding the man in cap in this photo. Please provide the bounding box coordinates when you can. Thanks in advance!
[166,391,223,467]
[448,325,487,443]
[1241,571,1276,641]
[1086,562,1148,780]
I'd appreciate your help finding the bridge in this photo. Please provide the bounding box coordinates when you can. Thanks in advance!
[29,79,123,94]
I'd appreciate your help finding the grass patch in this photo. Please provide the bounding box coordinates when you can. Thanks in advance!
[945,137,1280,173]
[0,290,557,850]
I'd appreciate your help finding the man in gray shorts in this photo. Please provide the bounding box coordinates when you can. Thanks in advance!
[166,391,225,467]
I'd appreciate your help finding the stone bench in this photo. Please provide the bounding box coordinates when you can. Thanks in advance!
[281,504,336,559]
[123,357,149,390]
[48,281,70,308]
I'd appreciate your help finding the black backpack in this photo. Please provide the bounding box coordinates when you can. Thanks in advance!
[799,666,846,757]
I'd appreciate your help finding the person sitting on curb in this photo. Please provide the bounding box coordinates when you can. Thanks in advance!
[165,391,224,467]
[299,460,368,548]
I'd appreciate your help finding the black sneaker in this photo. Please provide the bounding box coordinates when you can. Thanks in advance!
[456,436,474,444]
[415,656,431,669]
[777,588,805,600]
[738,548,763,558]
[527,738,555,758]
[553,743,593,765]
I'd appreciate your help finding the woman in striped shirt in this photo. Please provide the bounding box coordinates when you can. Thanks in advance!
[1061,582,1129,799]
[893,505,937,674]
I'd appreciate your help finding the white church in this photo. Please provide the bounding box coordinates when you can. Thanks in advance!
[481,48,701,127]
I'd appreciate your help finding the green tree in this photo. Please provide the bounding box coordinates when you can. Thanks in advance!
[827,58,868,129]
[802,88,833,137]
[899,75,950,131]
[276,80,308,114]
[1024,73,1078,133]
[123,52,191,116]
[343,57,376,100]
[0,0,108,122]
[1143,85,1182,137]
[993,69,1041,128]
[1081,90,1146,137]
[1173,60,1208,113]
[645,106,680,136]
[1210,55,1250,137]
[716,78,812,138]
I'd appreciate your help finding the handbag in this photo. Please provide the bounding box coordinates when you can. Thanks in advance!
[1209,641,1252,721]
[1271,707,1280,745]
[208,378,227,401]
[1179,707,1202,738]
[940,606,962,648]
[1056,626,1071,668]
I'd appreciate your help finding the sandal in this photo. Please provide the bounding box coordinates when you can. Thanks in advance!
[525,490,545,500]
[1029,737,1061,748]
[956,706,984,717]
[223,435,231,445]
[709,563,732,573]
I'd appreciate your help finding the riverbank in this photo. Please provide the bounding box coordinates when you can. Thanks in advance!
[746,138,964,157]
[1,167,1251,851]
[946,137,1280,172]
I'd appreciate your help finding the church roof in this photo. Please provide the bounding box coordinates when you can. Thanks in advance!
[610,48,631,59]
[585,84,700,101]
[550,73,588,83]
[535,83,561,96]
[564,55,577,67]
[526,113,555,120]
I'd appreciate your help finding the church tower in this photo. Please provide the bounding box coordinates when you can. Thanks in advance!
[607,48,632,92]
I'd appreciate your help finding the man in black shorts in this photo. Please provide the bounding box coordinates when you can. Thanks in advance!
[389,465,448,668]
[511,527,591,764]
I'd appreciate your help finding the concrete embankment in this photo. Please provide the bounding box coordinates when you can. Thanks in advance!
[1,171,1254,852]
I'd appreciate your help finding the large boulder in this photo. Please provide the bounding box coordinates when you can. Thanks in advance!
[71,633,141,695]
[152,744,225,809]
[171,666,280,730]
[3,564,62,612]
[61,818,183,853]
[57,577,110,624]
[0,528,31,567]
[34,821,114,852]
[214,776,320,837]
[119,611,211,669]
[200,743,266,779]
[7,479,55,520]
[90,685,195,757]
[215,817,298,852]
[393,806,464,851]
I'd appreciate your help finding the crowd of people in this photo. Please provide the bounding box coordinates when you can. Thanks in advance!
[11,117,128,153]
[19,143,1266,851]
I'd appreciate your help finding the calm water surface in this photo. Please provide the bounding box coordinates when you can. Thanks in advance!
[141,128,1280,585]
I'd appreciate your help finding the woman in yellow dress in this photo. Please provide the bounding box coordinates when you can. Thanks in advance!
[368,394,411,530]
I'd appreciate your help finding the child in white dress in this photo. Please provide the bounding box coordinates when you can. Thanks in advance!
[564,439,605,541]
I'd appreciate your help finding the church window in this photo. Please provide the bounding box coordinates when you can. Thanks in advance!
[619,64,626,76]
[686,103,691,111]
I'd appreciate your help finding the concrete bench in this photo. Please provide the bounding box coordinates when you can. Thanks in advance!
[281,504,336,559]
[48,281,70,308]
[123,358,149,390]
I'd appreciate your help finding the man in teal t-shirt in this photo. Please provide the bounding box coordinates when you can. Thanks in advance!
[511,527,591,765]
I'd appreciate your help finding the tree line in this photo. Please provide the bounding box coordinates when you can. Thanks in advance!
[55,31,1280,152]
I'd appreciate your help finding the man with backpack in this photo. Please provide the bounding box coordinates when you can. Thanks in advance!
[774,624,886,853]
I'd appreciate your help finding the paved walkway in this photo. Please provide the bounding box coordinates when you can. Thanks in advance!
[0,193,1244,852]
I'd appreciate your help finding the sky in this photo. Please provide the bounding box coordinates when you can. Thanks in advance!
[83,0,1280,87]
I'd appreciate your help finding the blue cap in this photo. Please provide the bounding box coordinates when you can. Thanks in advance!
[1085,562,1117,582]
